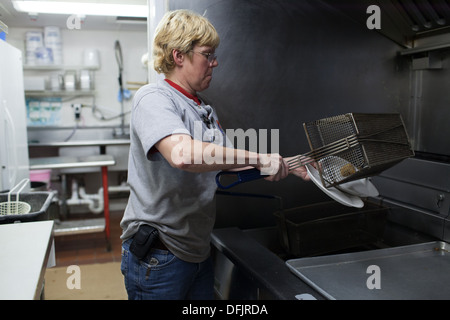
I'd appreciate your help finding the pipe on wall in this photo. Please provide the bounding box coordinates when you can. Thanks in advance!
[65,179,130,214]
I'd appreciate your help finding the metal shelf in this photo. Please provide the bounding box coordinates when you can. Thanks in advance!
[53,218,105,236]
[399,42,450,55]
[23,65,99,71]
[25,90,96,97]
[23,65,97,101]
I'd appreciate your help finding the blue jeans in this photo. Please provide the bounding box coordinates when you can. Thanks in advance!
[121,239,214,300]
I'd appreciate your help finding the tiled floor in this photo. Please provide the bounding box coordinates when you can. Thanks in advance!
[53,210,124,267]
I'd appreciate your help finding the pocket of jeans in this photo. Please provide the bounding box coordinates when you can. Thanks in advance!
[120,241,131,276]
[138,250,179,291]
[139,249,176,270]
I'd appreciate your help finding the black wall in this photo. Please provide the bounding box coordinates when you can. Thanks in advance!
[169,0,409,228]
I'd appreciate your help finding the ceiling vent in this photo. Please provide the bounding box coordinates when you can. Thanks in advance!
[324,0,450,47]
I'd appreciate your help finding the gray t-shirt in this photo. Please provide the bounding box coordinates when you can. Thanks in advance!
[120,79,229,263]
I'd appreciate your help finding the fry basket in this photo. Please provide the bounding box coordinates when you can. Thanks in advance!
[303,113,414,188]
[274,201,388,257]
[0,179,31,216]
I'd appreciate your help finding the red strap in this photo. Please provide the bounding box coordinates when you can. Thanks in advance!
[165,79,201,105]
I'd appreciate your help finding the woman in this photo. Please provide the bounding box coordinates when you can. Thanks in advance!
[120,9,309,300]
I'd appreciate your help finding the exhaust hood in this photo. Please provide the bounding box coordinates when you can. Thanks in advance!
[323,0,450,48]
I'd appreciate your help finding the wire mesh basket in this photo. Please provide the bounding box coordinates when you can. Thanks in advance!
[303,113,414,188]
[0,179,31,215]
[274,201,388,257]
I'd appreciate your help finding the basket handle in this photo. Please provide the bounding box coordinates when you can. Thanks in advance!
[215,168,263,189]
[8,178,30,203]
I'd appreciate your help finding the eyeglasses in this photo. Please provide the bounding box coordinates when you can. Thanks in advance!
[191,51,217,64]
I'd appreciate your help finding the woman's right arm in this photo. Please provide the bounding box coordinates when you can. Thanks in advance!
[154,133,289,180]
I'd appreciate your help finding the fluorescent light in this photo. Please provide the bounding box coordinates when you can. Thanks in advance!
[12,1,147,17]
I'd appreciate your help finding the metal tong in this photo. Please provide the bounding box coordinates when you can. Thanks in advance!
[216,120,412,189]
[215,134,359,189]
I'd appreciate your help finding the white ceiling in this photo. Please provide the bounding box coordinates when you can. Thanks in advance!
[0,0,147,31]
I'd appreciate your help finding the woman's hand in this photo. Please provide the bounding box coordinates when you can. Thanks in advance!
[284,155,312,181]
[257,154,290,182]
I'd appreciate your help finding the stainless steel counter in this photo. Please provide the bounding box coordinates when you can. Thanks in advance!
[211,220,437,300]
[287,241,450,300]
[28,139,129,172]
[29,154,116,249]
[211,227,324,300]
[0,221,54,299]
[29,139,130,148]
[29,155,115,170]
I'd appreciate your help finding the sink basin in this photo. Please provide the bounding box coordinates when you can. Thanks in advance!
[0,191,55,224]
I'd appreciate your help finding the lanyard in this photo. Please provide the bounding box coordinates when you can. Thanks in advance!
[164,79,224,142]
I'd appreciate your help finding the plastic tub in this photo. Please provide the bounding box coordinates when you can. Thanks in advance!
[30,169,51,188]
[31,181,47,191]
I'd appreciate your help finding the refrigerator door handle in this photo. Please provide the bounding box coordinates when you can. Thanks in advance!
[4,104,18,187]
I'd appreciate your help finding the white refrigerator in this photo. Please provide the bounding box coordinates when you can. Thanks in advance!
[0,40,30,192]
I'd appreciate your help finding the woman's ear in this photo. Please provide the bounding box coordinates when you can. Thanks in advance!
[172,49,184,66]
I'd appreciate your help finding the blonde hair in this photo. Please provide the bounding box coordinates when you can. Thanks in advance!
[153,9,220,75]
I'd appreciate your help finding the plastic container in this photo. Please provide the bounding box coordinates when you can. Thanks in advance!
[274,201,388,257]
[0,20,7,41]
[26,98,62,126]
[44,26,62,65]
[25,31,44,65]
[0,191,54,224]
[30,169,51,187]
[30,181,47,191]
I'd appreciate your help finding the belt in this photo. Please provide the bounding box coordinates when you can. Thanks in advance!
[153,238,168,251]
